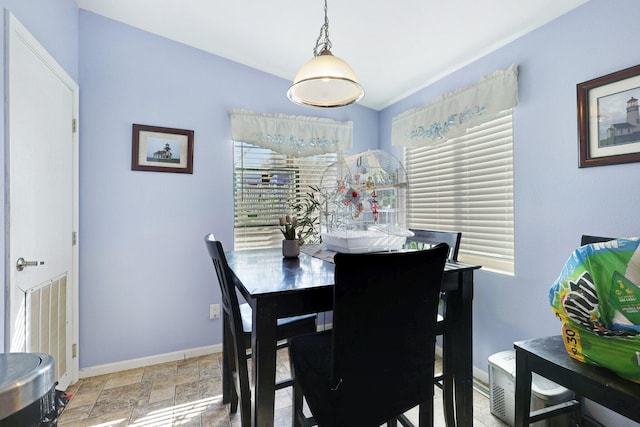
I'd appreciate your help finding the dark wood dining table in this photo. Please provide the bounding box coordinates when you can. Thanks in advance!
[225,245,480,427]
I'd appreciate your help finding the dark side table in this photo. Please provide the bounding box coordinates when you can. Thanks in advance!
[514,335,640,426]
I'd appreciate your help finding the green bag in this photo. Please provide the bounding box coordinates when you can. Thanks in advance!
[559,323,640,382]
[549,237,640,382]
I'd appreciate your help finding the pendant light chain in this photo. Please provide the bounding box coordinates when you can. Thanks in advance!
[313,0,332,56]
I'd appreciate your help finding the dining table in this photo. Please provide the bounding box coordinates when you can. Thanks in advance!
[225,245,480,427]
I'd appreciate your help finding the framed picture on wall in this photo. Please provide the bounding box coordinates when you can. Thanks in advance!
[578,64,640,167]
[132,124,194,173]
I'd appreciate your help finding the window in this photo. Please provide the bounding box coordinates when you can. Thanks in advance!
[233,141,337,250]
[229,109,352,250]
[403,110,514,274]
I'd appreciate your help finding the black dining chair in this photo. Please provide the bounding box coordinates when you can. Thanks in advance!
[406,229,461,261]
[289,244,449,427]
[204,234,317,426]
[405,229,462,426]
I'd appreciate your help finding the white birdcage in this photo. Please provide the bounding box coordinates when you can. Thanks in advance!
[319,150,411,253]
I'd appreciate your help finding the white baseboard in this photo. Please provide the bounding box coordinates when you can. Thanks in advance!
[78,323,335,380]
[79,343,223,379]
[78,329,492,388]
[474,366,489,386]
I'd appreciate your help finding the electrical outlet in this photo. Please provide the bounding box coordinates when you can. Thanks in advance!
[210,303,220,320]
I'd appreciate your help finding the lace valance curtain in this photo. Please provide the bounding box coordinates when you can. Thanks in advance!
[392,64,518,147]
[230,109,353,157]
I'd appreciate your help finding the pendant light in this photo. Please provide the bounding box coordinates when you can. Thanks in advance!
[287,0,364,108]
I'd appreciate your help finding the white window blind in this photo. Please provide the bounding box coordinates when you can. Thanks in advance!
[404,110,514,274]
[234,141,337,249]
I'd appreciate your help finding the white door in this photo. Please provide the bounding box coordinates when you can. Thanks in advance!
[6,12,79,389]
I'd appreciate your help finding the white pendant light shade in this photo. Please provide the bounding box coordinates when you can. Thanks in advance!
[288,0,364,108]
[288,50,364,108]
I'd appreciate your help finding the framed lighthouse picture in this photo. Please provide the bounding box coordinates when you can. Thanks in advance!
[132,124,194,173]
[578,64,640,167]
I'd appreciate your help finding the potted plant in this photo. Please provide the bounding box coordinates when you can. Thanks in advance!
[291,185,327,245]
[280,215,303,258]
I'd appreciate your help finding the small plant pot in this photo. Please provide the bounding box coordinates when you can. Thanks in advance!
[282,240,300,258]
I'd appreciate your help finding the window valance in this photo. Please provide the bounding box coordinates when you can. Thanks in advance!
[229,109,353,157]
[392,64,518,147]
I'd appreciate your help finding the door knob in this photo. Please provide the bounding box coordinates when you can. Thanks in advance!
[16,257,44,271]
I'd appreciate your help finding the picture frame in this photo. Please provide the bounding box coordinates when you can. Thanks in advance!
[577,64,640,167]
[132,124,194,173]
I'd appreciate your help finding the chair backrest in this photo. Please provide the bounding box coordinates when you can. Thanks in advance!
[203,234,250,398]
[581,235,615,245]
[330,243,449,425]
[204,234,241,330]
[407,228,462,261]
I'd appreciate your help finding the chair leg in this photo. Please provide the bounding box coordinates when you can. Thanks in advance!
[229,372,239,414]
[291,369,305,427]
[395,414,414,426]
[239,384,252,427]
[222,316,232,405]
[418,400,434,427]
[441,326,455,427]
[290,356,316,427]
[222,315,240,413]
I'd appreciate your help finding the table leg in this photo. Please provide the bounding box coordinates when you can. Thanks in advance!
[514,348,532,427]
[441,309,456,427]
[251,300,279,427]
[450,270,474,427]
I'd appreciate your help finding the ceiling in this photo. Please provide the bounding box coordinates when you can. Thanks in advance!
[75,0,589,111]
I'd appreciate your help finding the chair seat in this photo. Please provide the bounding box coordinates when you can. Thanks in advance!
[239,303,318,348]
[289,331,335,424]
[291,330,428,427]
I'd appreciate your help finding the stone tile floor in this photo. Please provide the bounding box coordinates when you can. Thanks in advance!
[59,349,508,426]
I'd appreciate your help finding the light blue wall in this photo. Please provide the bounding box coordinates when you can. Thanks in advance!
[0,0,78,352]
[5,1,640,424]
[379,0,638,423]
[77,10,377,368]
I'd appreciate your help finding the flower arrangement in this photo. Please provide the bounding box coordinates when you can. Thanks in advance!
[279,215,304,244]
